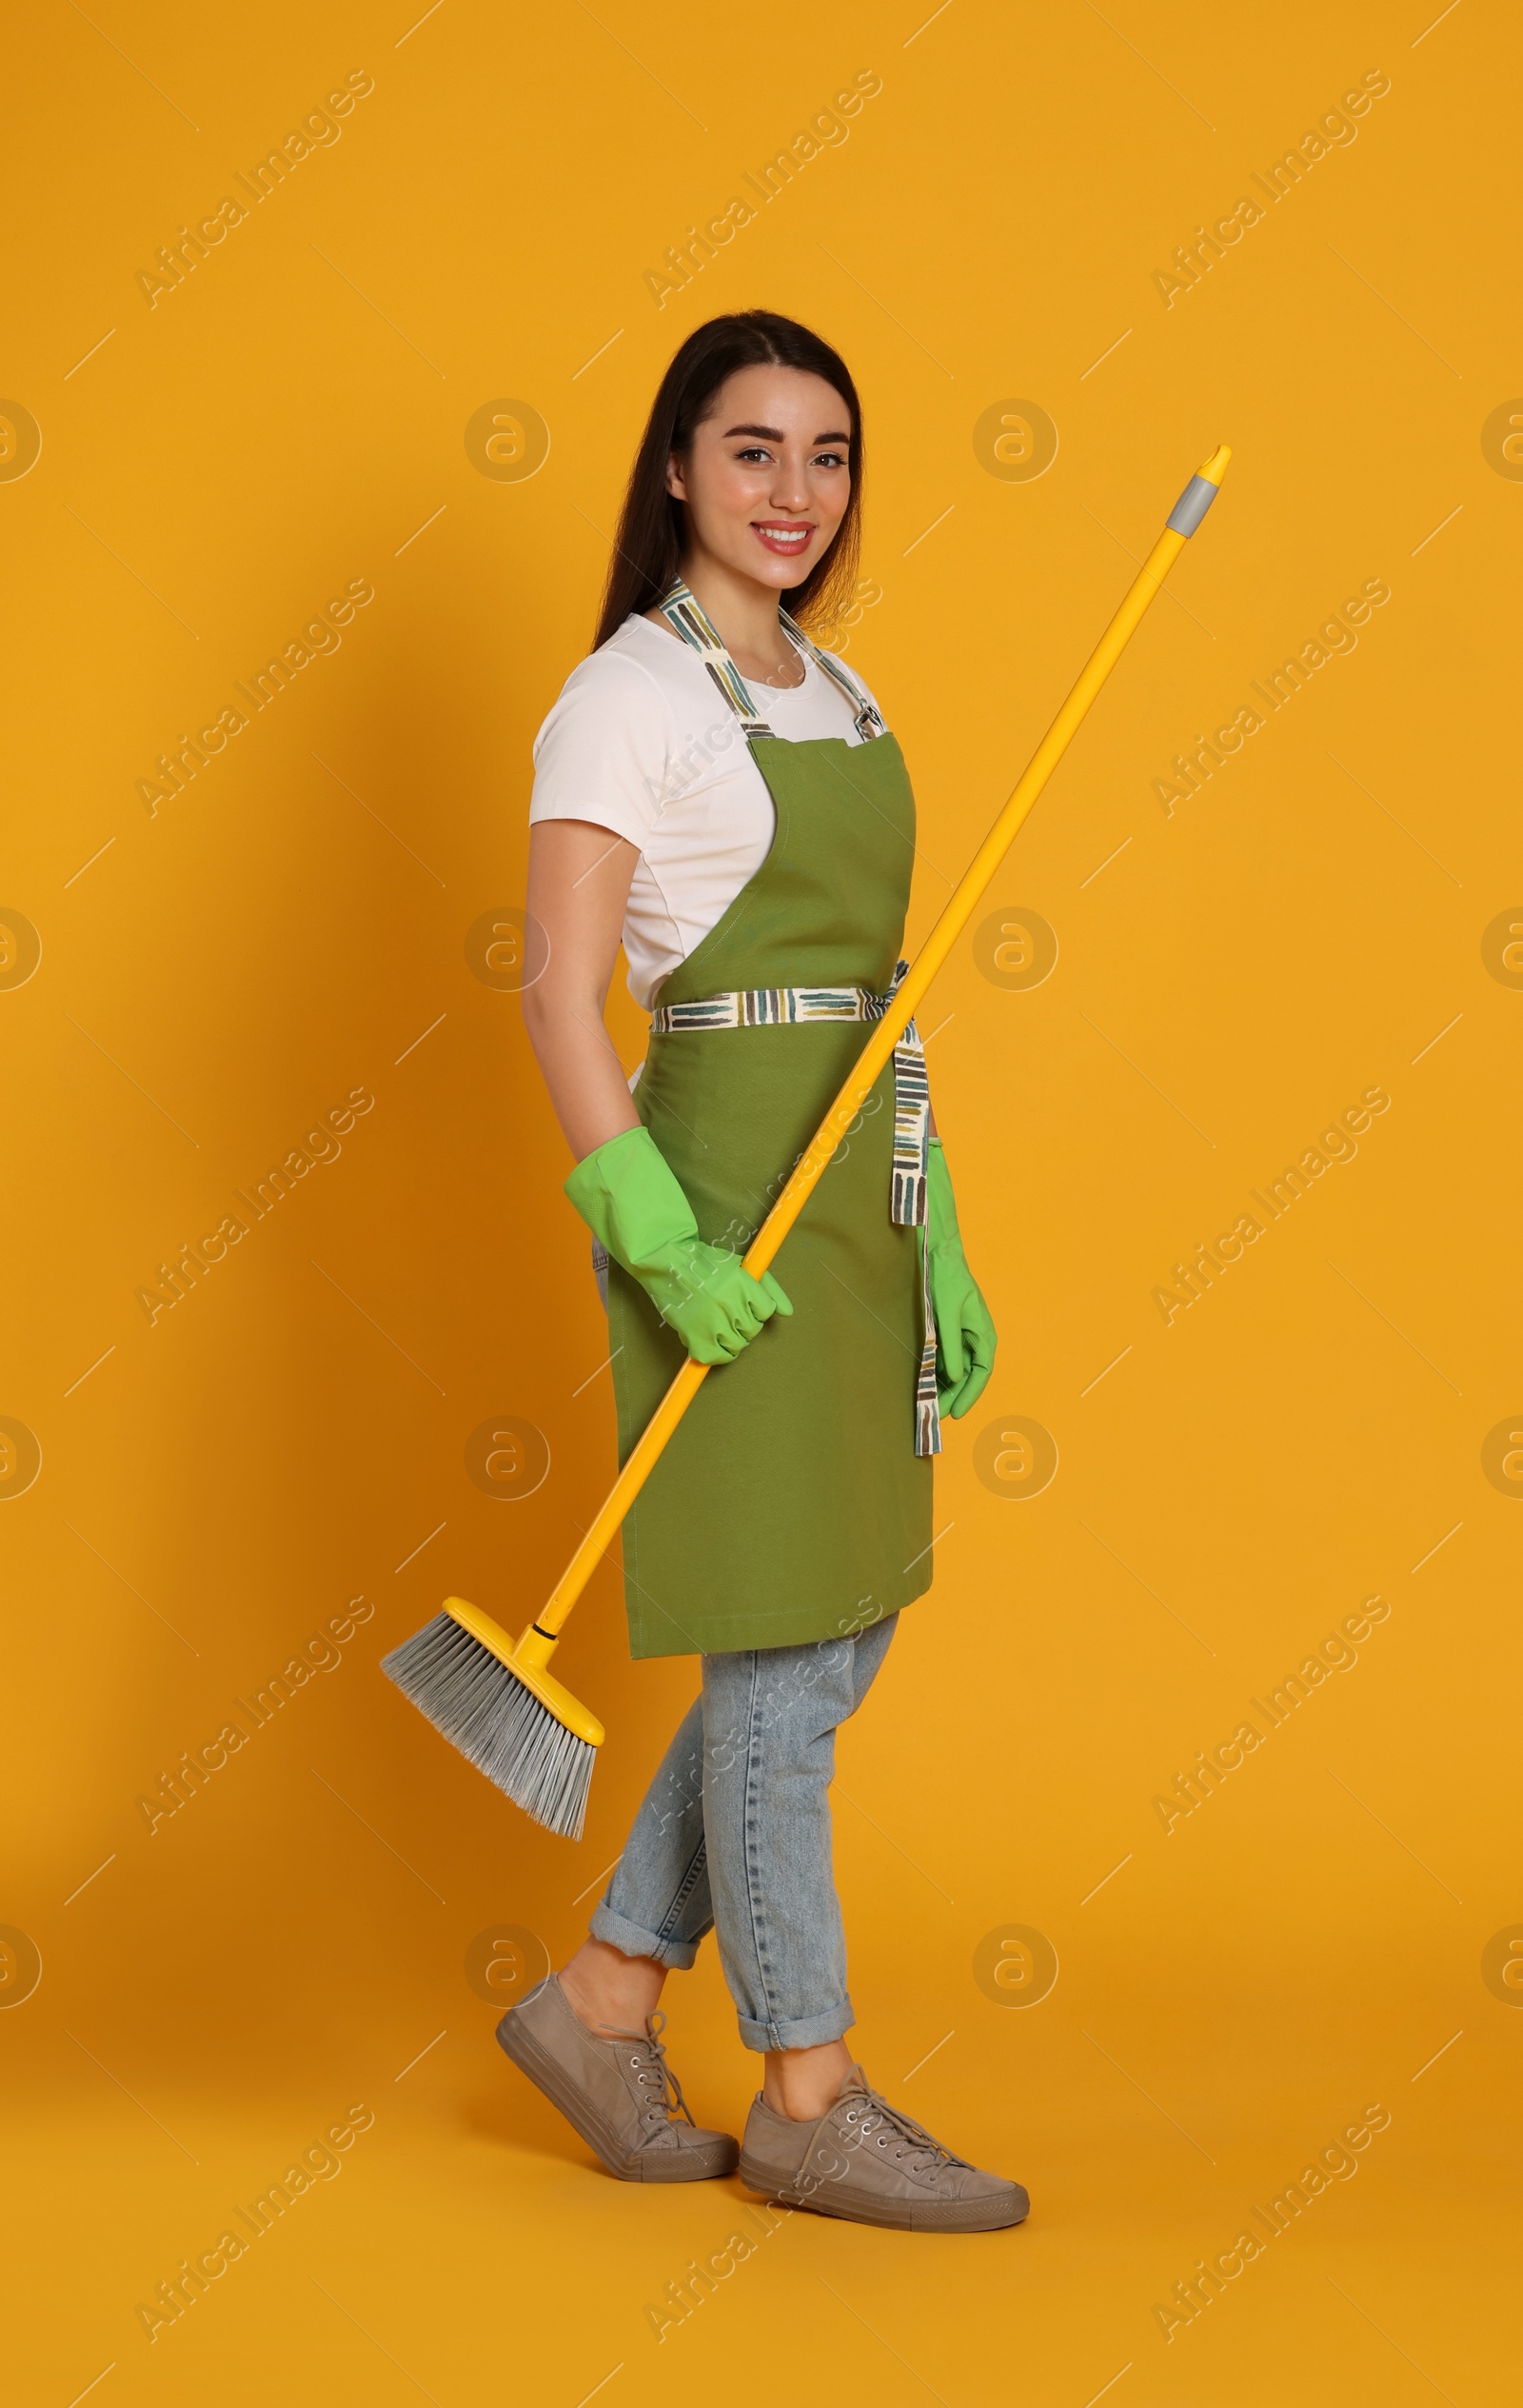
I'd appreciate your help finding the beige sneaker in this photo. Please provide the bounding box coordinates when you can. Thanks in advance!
[740,2064,1028,2232]
[497,1973,738,2182]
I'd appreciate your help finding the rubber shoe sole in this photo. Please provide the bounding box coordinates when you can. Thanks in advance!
[497,2009,738,2183]
[740,2155,1029,2232]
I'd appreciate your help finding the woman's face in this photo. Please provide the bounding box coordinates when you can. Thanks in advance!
[666,364,852,591]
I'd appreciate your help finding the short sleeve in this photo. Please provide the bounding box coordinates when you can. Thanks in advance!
[528,650,674,850]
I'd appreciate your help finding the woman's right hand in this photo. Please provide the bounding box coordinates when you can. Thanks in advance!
[564,1124,791,1363]
[637,1240,793,1363]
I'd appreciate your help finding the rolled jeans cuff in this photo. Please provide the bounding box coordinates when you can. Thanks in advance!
[587,1899,702,1973]
[735,1996,857,2056]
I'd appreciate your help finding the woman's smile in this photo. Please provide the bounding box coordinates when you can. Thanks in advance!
[751,518,816,558]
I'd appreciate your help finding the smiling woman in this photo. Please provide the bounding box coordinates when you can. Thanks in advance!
[596,310,867,644]
[497,311,1020,2232]
[525,316,874,1018]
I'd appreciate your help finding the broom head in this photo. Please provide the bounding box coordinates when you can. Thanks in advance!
[382,1596,603,1841]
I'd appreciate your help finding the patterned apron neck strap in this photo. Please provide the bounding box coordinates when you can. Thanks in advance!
[654,581,887,744]
[654,581,776,739]
[778,607,886,742]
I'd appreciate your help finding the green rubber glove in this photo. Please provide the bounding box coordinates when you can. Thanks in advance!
[565,1124,792,1366]
[926,1139,997,1418]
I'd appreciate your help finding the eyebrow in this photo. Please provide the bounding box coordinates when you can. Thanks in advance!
[722,422,852,445]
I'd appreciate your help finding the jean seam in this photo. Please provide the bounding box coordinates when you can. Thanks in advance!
[654,1835,707,1947]
[740,1649,784,2045]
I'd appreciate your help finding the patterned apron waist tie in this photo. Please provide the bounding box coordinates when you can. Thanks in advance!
[649,959,941,1457]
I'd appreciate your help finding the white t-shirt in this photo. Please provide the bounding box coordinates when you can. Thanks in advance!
[529,612,884,1008]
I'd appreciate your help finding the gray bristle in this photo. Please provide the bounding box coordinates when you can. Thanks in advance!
[382,1613,596,1841]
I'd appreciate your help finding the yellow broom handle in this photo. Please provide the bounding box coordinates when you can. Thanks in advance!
[534,446,1231,1640]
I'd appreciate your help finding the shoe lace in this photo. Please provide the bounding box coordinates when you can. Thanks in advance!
[838,2085,967,2176]
[607,2010,695,2130]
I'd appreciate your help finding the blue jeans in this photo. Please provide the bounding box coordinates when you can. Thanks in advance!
[590,1615,899,2052]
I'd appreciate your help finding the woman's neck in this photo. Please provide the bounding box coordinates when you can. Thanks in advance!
[671,552,802,688]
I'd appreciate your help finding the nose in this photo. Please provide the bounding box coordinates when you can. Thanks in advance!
[768,453,812,513]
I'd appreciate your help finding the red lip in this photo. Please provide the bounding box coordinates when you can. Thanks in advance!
[751,521,816,557]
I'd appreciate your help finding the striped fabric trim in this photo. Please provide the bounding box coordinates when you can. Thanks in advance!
[653,985,870,1032]
[890,1037,930,1228]
[781,607,887,742]
[657,587,775,738]
[914,1234,941,1459]
[649,959,941,1456]
[654,581,887,743]
[880,959,940,1459]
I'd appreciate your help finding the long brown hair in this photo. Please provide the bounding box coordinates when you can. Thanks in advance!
[593,310,863,650]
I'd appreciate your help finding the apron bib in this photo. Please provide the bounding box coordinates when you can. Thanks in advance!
[607,591,935,1659]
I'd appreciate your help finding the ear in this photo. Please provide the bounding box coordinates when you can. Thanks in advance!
[664,450,688,502]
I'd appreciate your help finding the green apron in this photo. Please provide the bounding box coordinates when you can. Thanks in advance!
[606,588,935,1660]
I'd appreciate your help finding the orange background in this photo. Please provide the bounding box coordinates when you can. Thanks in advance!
[4,2,1520,2401]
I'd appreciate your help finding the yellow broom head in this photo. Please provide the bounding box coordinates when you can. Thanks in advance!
[382,1598,603,1841]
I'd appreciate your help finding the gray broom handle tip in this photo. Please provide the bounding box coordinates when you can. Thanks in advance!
[1166,472,1221,537]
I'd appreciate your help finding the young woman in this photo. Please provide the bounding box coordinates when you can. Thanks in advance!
[503,311,1025,2232]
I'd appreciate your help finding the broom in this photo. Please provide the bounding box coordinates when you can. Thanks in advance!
[384,445,1233,1839]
